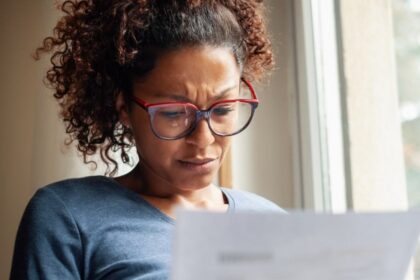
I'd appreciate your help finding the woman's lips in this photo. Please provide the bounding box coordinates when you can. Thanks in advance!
[177,158,218,173]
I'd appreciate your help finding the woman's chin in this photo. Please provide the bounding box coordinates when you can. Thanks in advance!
[173,175,217,192]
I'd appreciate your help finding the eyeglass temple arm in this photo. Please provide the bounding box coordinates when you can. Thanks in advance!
[241,78,258,100]
[130,95,148,110]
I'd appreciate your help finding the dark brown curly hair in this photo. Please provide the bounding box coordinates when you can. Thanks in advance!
[35,0,274,176]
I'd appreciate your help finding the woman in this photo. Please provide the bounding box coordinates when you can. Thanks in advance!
[11,0,282,279]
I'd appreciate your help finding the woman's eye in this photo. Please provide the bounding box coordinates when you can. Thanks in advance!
[159,111,186,119]
[213,106,234,116]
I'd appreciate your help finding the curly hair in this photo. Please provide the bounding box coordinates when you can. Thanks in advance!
[35,0,274,176]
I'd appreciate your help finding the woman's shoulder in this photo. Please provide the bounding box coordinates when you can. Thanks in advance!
[29,176,134,217]
[221,187,286,213]
[39,175,117,195]
[33,176,120,204]
[42,175,115,189]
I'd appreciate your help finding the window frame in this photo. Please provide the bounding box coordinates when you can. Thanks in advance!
[292,0,348,212]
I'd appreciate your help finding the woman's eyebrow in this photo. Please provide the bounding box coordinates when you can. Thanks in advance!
[152,93,191,102]
[213,84,238,100]
[152,84,238,102]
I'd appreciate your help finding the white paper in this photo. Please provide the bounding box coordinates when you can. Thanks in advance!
[170,211,420,280]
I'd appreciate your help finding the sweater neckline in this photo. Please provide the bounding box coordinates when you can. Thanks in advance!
[98,176,235,225]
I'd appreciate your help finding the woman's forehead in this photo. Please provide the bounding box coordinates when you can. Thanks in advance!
[133,46,241,99]
[141,47,240,84]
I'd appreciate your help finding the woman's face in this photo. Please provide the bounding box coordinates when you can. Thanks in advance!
[122,46,241,192]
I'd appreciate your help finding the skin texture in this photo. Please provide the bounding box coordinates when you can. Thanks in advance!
[115,46,241,217]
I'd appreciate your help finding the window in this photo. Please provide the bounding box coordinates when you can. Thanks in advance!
[393,0,420,278]
[296,0,418,278]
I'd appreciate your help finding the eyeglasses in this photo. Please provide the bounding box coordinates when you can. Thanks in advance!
[130,79,258,140]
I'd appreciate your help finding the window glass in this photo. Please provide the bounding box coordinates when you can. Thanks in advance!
[393,0,420,278]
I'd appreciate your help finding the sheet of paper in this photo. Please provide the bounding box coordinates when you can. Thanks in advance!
[170,211,420,280]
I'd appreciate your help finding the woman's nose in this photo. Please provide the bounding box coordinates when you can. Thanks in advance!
[184,117,215,148]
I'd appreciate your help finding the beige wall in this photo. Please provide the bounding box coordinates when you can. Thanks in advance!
[0,0,296,277]
[337,0,408,211]
[0,1,50,277]
[232,0,295,208]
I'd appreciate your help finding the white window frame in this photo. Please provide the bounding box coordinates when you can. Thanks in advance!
[291,0,348,212]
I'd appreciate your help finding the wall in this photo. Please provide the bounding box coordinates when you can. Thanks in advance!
[232,0,295,209]
[337,0,408,211]
[0,1,50,277]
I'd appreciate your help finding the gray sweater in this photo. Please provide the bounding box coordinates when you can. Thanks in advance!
[11,176,281,280]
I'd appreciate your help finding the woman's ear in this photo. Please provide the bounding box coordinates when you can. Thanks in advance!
[115,92,131,128]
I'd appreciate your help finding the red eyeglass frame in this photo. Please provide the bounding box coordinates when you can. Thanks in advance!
[129,78,259,140]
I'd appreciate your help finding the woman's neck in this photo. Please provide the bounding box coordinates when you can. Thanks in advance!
[114,163,228,216]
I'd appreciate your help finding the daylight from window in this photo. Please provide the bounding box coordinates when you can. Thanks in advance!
[393,0,420,278]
